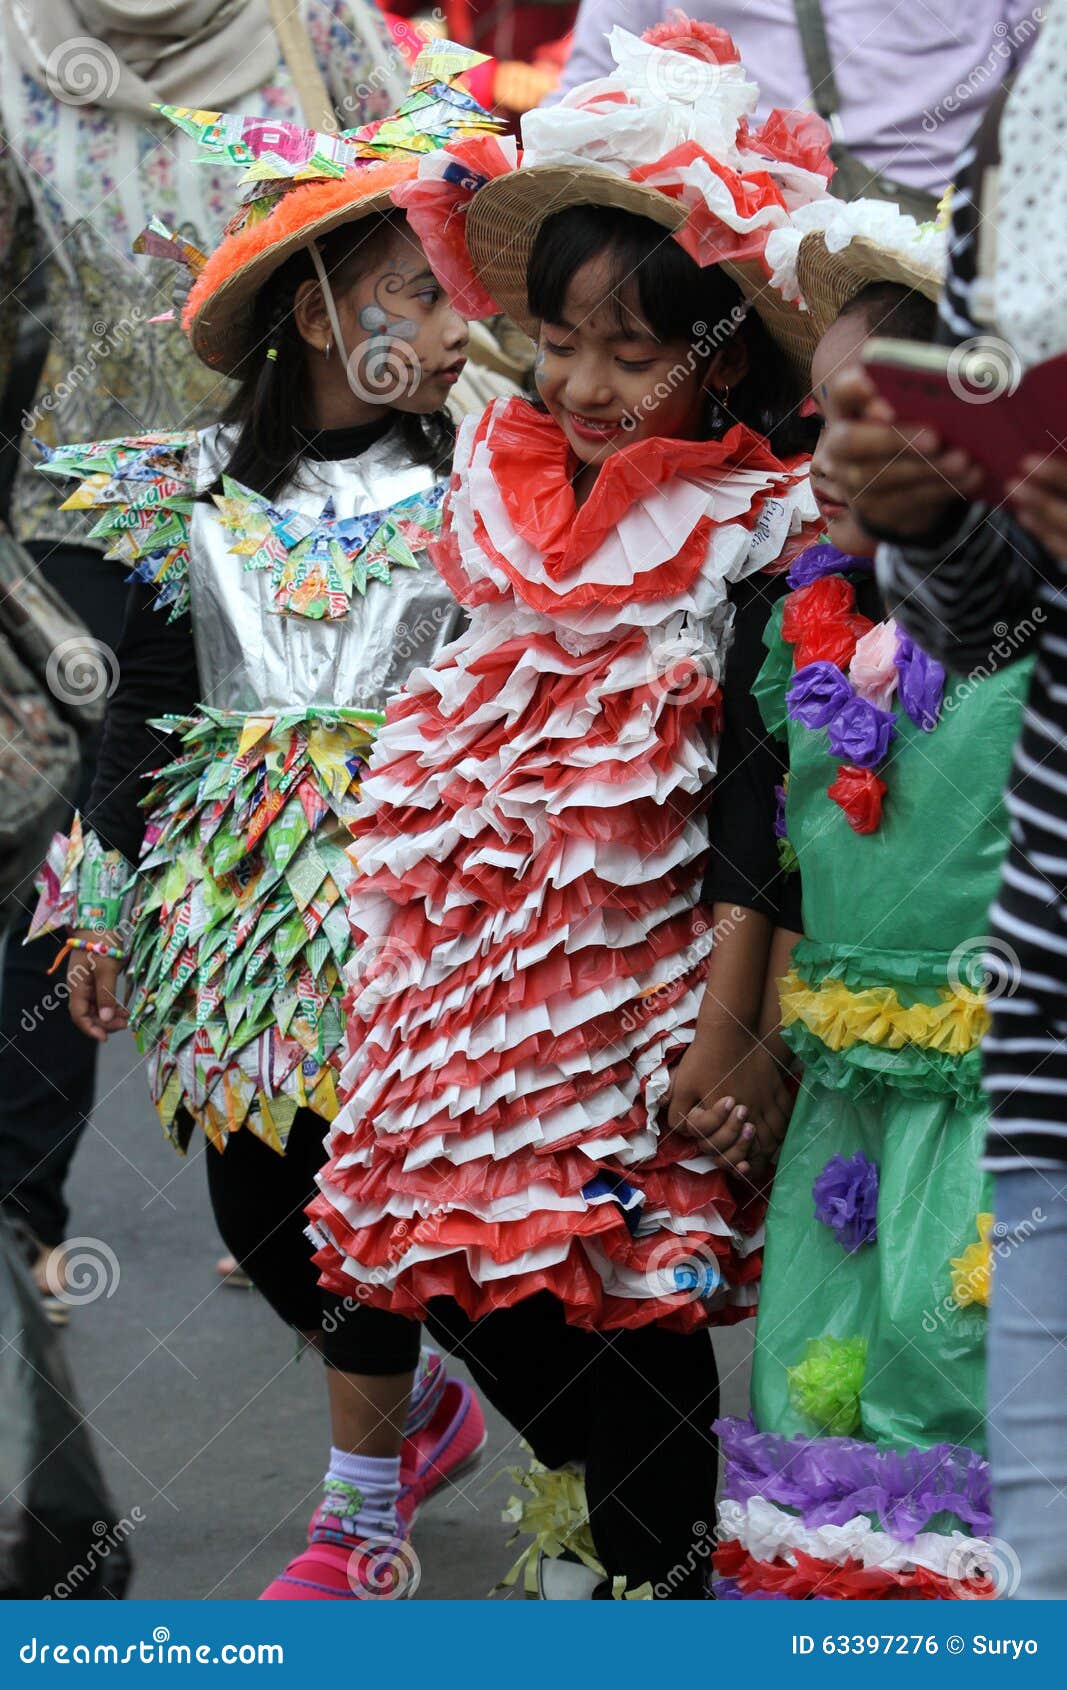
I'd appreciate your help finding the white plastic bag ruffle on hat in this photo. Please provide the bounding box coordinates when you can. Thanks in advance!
[765,198,947,309]
[519,24,832,262]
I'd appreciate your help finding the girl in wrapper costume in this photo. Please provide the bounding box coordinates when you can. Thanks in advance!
[675,207,1031,1599]
[306,19,833,1596]
[29,48,498,1600]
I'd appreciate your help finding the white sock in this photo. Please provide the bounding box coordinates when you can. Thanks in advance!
[322,1448,401,1539]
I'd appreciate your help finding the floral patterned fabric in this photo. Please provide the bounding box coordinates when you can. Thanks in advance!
[0,0,403,549]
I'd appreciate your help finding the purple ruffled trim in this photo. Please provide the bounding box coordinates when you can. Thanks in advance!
[712,1578,795,1600]
[786,541,873,589]
[813,1151,878,1252]
[714,1415,992,1540]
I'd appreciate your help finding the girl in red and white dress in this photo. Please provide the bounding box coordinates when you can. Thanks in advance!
[308,18,831,1596]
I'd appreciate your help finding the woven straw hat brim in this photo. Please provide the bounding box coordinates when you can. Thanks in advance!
[465,164,814,381]
[794,231,943,343]
[188,184,399,376]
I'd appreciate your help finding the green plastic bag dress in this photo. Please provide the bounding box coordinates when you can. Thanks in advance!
[713,555,1031,1600]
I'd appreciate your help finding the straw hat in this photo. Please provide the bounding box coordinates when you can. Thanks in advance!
[183,161,415,376]
[465,163,817,380]
[793,230,943,345]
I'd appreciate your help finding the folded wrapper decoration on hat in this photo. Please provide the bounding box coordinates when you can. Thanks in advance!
[166,40,507,374]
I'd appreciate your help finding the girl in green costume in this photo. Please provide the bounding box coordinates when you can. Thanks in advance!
[675,228,1032,1598]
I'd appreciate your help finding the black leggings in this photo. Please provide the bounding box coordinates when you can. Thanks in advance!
[422,1294,719,1599]
[203,1108,420,1375]
[207,1116,719,1593]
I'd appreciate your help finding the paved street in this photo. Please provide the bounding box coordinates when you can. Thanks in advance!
[44,1030,753,1600]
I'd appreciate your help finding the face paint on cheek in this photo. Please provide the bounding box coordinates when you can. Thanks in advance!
[358,301,419,342]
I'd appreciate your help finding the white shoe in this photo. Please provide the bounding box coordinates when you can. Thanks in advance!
[536,1551,605,1600]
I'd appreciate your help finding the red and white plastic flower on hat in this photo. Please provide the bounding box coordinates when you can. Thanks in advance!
[392,12,834,317]
[522,16,834,267]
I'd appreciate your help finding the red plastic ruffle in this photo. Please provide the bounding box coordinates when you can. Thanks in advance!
[713,1539,994,1600]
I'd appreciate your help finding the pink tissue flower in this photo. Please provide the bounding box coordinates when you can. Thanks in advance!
[848,620,899,711]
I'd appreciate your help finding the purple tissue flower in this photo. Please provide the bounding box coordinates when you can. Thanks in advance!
[894,634,946,732]
[787,661,855,729]
[786,541,873,589]
[813,1152,879,1252]
[826,695,897,768]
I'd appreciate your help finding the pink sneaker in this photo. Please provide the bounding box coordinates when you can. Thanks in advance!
[400,1378,488,1519]
[260,1533,420,1601]
[304,1375,488,1546]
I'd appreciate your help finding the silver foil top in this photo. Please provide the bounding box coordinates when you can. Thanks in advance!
[187,424,463,714]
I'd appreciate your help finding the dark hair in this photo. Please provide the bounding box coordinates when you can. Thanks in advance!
[839,280,939,344]
[525,204,816,457]
[208,211,454,500]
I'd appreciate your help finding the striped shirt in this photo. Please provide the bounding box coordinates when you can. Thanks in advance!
[877,88,1067,1168]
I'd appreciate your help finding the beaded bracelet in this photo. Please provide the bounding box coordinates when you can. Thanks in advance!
[47,935,127,976]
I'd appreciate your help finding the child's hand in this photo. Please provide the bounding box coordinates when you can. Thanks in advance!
[1009,454,1067,557]
[824,367,983,539]
[66,933,128,1042]
[668,1032,794,1177]
[679,1095,757,1174]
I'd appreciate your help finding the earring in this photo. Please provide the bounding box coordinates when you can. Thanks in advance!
[324,337,332,360]
[717,384,731,408]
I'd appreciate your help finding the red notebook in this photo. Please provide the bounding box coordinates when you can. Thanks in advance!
[860,337,1067,504]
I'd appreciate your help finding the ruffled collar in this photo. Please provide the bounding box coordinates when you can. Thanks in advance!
[487,397,792,580]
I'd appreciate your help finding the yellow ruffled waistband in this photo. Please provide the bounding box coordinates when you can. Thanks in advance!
[779,969,990,1057]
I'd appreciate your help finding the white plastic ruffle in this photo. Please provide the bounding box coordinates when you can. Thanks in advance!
[521,26,826,224]
[765,197,947,310]
[718,1497,991,1578]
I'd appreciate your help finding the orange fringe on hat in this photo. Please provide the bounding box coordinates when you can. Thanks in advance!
[182,158,419,333]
